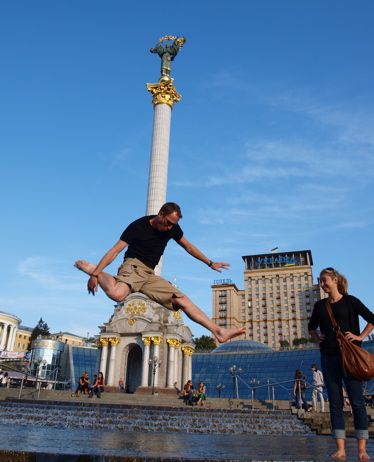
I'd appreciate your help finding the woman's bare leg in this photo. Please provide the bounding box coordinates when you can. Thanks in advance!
[358,439,369,461]
[173,295,246,343]
[74,260,130,301]
[331,439,346,460]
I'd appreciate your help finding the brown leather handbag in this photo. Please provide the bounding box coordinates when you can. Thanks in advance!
[326,301,374,381]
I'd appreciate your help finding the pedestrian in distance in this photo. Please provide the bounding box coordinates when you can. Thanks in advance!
[309,267,374,461]
[75,202,245,344]
[311,363,325,412]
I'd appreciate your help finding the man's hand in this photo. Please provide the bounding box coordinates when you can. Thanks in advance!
[210,262,230,273]
[87,276,98,295]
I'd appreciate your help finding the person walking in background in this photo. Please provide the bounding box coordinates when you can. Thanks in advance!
[309,267,374,461]
[75,203,245,344]
[293,369,311,411]
[311,363,325,412]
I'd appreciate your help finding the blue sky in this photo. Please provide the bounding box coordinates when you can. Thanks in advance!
[1,0,373,339]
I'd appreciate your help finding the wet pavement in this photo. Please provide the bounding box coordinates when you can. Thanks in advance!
[0,424,373,461]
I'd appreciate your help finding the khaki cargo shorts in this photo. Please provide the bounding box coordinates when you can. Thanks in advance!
[114,258,185,311]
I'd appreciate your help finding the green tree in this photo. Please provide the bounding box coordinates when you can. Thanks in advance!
[28,318,50,349]
[193,335,216,352]
[279,339,290,348]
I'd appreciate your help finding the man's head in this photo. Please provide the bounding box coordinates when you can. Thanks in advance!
[311,363,318,371]
[153,202,182,231]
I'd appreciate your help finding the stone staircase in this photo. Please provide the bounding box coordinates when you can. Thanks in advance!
[0,395,313,436]
[0,387,282,410]
[292,406,374,436]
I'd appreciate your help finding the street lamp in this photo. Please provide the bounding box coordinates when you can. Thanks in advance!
[249,378,260,400]
[148,356,162,395]
[229,365,242,399]
[216,383,225,398]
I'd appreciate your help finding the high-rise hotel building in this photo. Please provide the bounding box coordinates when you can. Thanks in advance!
[212,250,323,348]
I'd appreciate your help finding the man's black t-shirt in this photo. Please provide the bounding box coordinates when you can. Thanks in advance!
[119,215,183,269]
[308,294,374,356]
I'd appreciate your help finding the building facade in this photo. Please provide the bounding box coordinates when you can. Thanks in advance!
[14,326,33,352]
[212,250,323,348]
[0,311,21,352]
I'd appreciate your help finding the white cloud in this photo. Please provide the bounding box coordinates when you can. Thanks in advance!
[17,257,82,291]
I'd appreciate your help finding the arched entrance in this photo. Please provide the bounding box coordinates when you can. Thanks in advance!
[125,343,142,393]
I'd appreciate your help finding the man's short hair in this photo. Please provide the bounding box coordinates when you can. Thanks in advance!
[159,202,182,218]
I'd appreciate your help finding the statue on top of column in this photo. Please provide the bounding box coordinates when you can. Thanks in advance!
[150,35,187,79]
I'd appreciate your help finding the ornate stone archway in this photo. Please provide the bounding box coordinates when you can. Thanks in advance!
[98,293,194,393]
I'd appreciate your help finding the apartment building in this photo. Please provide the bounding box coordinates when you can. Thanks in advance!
[212,250,323,348]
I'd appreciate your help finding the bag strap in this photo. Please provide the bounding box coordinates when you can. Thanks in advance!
[325,300,340,332]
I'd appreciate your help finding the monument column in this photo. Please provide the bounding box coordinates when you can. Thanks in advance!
[147,35,186,274]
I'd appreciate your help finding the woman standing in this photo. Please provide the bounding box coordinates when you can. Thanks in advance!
[293,369,311,411]
[308,267,374,461]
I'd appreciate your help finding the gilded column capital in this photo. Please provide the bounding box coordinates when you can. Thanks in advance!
[146,78,181,108]
[142,337,152,346]
[173,310,182,321]
[181,346,194,356]
[151,336,163,345]
[99,338,109,347]
[109,337,120,347]
[167,338,181,349]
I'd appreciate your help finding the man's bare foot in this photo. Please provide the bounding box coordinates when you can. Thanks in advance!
[74,260,96,276]
[215,326,246,343]
[358,452,370,461]
[330,451,346,460]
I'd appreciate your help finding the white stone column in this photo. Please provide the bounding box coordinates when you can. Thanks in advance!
[8,325,17,351]
[166,339,181,388]
[141,337,151,387]
[107,338,120,386]
[174,347,180,387]
[0,323,9,350]
[182,349,189,384]
[99,339,109,378]
[188,354,192,380]
[153,338,162,387]
[146,103,171,216]
[146,79,181,275]
[166,342,175,388]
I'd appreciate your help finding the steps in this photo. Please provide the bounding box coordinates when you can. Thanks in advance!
[292,406,374,436]
[0,397,313,436]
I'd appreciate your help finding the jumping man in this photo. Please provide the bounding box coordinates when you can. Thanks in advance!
[75,202,246,343]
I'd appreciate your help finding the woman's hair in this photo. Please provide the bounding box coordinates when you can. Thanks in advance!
[294,369,304,379]
[319,267,348,295]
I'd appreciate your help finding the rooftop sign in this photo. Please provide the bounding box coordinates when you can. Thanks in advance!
[242,250,312,270]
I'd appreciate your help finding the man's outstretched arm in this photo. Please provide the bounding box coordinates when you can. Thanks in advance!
[177,236,229,273]
[87,240,128,293]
